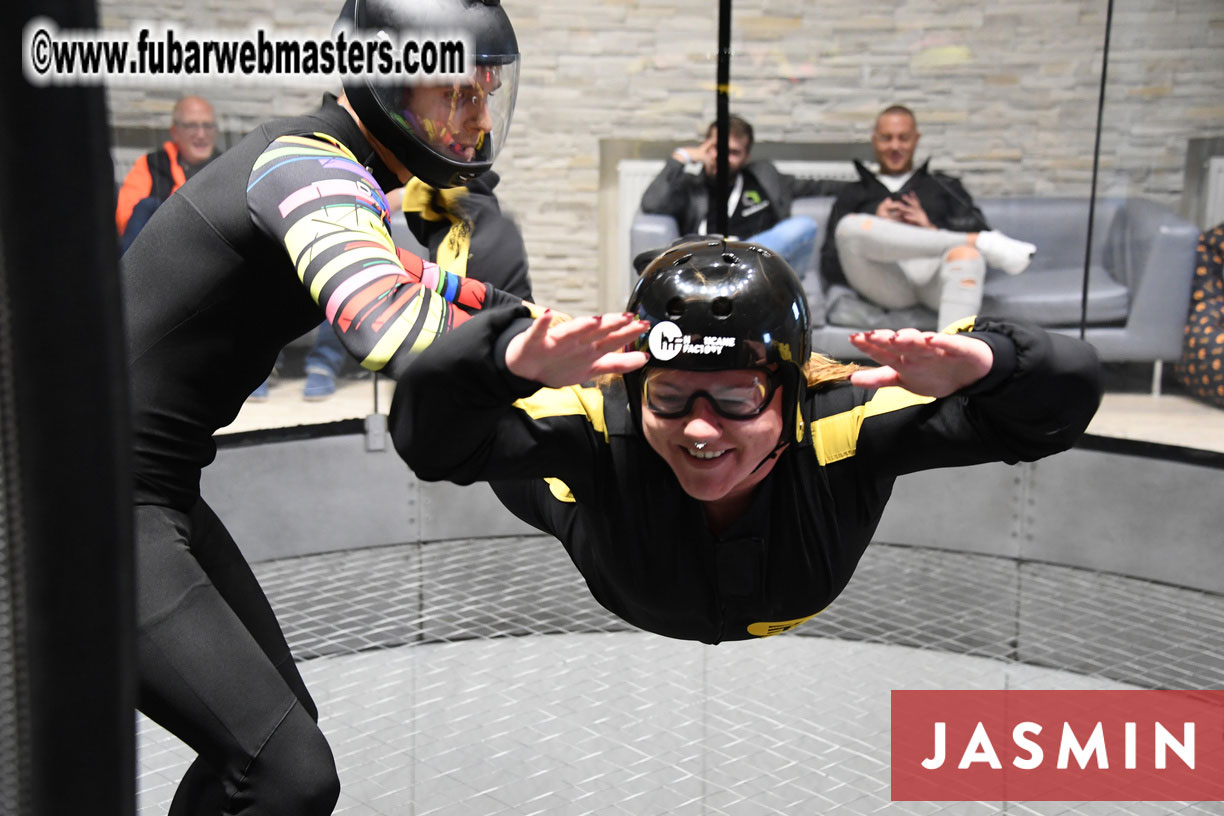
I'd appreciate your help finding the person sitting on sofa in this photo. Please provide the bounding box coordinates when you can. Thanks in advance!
[820,104,1036,331]
[640,114,842,276]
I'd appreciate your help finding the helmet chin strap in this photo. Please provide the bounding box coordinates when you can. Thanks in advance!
[748,396,801,474]
[749,439,788,475]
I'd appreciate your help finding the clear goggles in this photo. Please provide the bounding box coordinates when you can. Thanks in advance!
[379,59,518,169]
[641,367,779,420]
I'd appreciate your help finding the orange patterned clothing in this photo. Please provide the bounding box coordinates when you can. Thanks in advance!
[1176,223,1224,408]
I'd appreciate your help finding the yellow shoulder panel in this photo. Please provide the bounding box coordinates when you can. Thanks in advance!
[810,386,935,465]
[513,386,608,442]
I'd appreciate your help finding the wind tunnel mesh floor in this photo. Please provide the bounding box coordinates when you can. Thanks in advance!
[137,538,1224,815]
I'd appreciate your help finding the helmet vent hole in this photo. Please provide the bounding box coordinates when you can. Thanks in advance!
[673,253,693,266]
[711,297,733,318]
[721,253,738,265]
[665,297,686,318]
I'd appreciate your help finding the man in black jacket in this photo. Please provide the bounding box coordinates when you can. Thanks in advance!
[640,114,842,277]
[820,105,1036,330]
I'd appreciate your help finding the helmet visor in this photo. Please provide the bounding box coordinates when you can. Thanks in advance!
[372,57,519,173]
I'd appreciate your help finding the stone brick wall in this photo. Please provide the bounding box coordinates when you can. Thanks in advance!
[100,0,1223,316]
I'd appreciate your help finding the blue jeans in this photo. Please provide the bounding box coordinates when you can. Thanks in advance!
[304,321,345,378]
[748,216,819,277]
[120,196,162,254]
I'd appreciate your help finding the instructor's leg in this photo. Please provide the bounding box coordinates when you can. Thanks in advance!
[135,502,339,816]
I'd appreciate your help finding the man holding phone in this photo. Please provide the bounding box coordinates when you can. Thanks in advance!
[819,105,1036,330]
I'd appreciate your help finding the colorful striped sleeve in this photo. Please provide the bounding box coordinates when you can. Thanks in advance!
[246,132,503,379]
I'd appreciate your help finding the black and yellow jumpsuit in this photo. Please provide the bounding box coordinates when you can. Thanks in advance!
[391,309,1101,645]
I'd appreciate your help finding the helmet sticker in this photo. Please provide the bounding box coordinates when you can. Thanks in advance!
[648,321,684,361]
[647,321,735,361]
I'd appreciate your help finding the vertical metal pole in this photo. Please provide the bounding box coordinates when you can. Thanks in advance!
[1080,0,1115,341]
[712,0,733,237]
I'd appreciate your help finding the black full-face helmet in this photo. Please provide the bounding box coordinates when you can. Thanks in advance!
[336,0,519,188]
[625,238,812,445]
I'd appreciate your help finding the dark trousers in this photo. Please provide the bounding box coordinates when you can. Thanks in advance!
[135,500,340,815]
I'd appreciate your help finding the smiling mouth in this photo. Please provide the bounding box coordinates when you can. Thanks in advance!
[685,447,727,460]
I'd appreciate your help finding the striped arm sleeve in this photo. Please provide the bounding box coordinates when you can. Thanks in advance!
[246,133,501,379]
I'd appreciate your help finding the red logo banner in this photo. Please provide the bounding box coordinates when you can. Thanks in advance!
[892,690,1224,801]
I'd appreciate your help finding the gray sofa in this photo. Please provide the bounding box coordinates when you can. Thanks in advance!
[630,196,1200,387]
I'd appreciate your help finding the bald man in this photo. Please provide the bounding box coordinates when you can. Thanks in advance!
[116,95,220,251]
[820,105,1035,330]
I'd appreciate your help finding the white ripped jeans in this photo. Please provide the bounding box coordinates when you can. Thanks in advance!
[834,214,985,330]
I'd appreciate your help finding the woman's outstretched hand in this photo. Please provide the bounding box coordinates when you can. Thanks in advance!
[505,311,651,388]
[848,328,994,397]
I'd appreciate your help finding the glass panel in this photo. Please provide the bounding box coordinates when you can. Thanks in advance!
[101,0,1223,452]
[1089,0,1224,450]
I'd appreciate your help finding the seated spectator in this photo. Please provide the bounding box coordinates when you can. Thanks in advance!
[115,95,220,253]
[1175,222,1224,408]
[820,105,1036,330]
[640,114,841,276]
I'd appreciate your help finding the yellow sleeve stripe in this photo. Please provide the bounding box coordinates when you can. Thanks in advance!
[811,386,934,465]
[304,132,359,161]
[306,244,394,296]
[513,386,608,442]
[268,133,359,163]
[251,140,346,171]
[283,214,394,294]
[362,291,446,368]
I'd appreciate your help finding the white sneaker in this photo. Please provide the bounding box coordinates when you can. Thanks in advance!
[976,230,1035,275]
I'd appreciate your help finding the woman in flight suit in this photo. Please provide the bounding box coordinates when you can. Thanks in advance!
[391,238,1102,646]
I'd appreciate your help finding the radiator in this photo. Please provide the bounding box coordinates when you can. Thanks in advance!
[1206,156,1224,228]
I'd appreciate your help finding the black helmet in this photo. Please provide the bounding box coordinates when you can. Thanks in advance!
[625,238,812,444]
[336,0,519,188]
